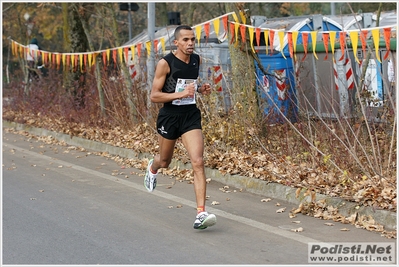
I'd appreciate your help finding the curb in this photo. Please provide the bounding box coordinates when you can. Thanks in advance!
[3,120,396,231]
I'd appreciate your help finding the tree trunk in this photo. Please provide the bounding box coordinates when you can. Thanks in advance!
[63,3,90,109]
[225,3,258,121]
[78,4,106,117]
[107,3,138,123]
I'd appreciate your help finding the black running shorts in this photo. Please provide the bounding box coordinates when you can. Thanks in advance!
[156,105,202,140]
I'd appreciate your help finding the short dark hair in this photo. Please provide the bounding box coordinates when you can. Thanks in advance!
[174,25,193,40]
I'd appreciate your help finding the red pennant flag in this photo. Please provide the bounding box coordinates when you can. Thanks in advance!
[339,31,346,61]
[48,52,52,67]
[302,32,308,61]
[83,54,87,72]
[204,22,210,41]
[288,32,294,59]
[52,53,56,68]
[222,15,228,32]
[240,24,246,44]
[269,30,275,54]
[102,51,107,69]
[112,49,117,66]
[229,22,235,44]
[154,39,159,54]
[383,27,391,60]
[137,43,142,58]
[322,32,329,60]
[360,30,368,57]
[56,54,61,69]
[255,28,261,51]
[124,47,129,64]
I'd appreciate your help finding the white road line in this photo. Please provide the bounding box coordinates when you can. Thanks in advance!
[4,142,320,244]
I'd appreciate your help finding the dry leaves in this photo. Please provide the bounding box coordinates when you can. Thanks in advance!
[291,227,304,232]
[276,207,286,213]
[3,110,396,238]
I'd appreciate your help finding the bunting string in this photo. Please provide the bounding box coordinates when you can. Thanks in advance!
[9,11,396,74]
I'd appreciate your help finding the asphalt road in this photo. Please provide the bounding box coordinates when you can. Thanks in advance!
[2,131,394,265]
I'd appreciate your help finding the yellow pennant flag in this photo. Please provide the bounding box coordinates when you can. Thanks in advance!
[234,22,240,44]
[292,31,298,53]
[264,29,269,54]
[278,30,286,59]
[311,31,318,60]
[160,37,165,53]
[329,31,336,56]
[371,29,381,62]
[20,45,24,58]
[16,42,20,57]
[146,41,151,56]
[232,12,239,23]
[15,41,19,57]
[11,41,15,56]
[71,54,75,68]
[79,53,83,72]
[130,45,135,61]
[349,31,360,63]
[88,53,93,67]
[195,25,201,45]
[92,52,97,66]
[106,49,110,65]
[213,18,220,37]
[248,26,255,53]
[62,54,66,69]
[118,47,123,63]
[239,11,246,25]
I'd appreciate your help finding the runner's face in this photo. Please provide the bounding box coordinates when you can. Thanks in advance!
[175,29,196,55]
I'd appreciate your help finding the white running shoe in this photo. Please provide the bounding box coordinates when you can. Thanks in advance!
[144,159,157,192]
[193,211,217,229]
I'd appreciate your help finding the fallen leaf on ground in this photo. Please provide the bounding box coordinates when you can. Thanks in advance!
[261,198,271,202]
[276,207,286,213]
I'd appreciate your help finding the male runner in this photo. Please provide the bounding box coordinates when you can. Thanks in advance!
[144,25,216,230]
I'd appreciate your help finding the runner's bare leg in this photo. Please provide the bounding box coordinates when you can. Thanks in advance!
[151,135,177,171]
[181,129,207,208]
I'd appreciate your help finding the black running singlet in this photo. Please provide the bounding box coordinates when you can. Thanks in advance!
[162,53,200,99]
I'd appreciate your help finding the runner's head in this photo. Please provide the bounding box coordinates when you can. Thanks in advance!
[174,25,196,55]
